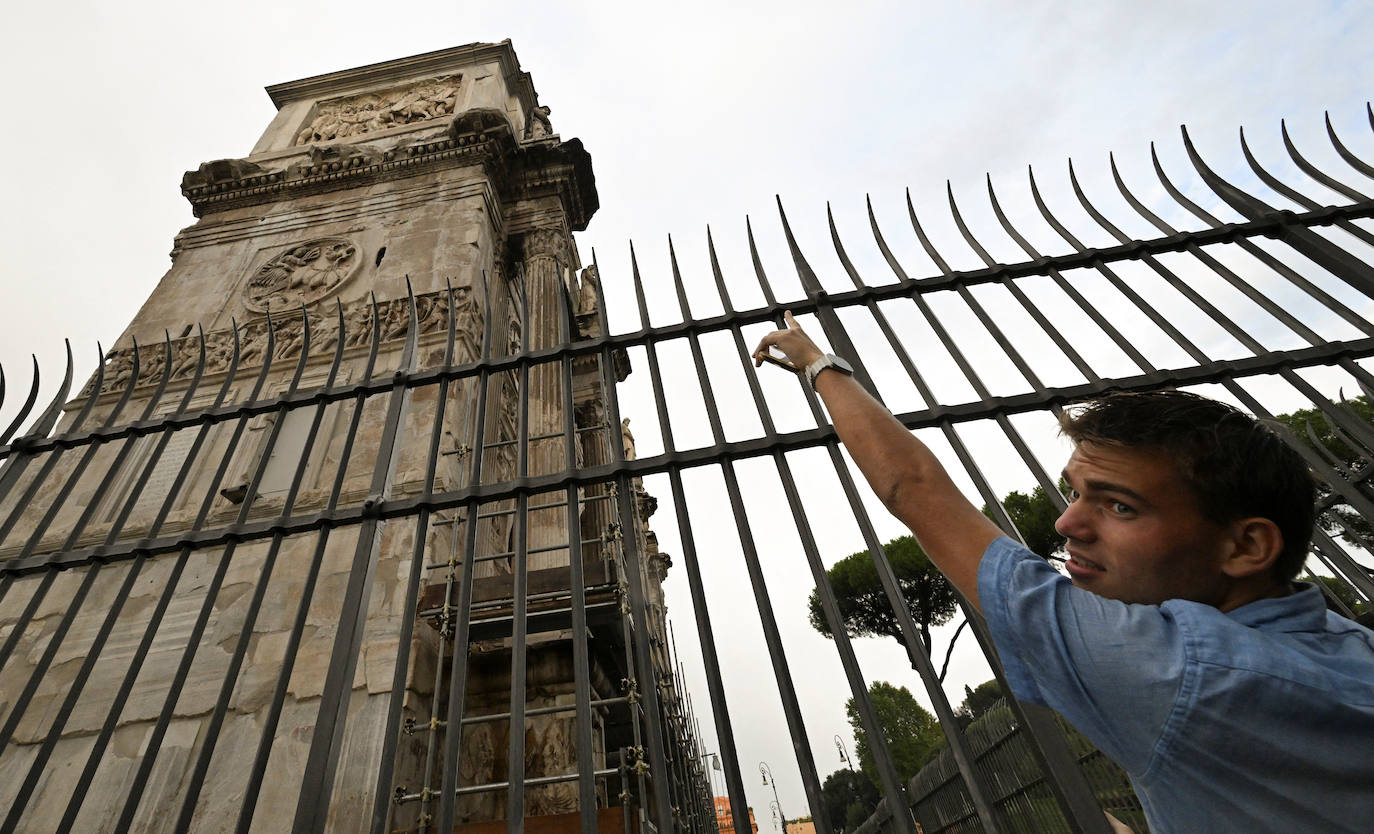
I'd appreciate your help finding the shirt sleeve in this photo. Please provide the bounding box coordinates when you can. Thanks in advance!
[977,536,1188,774]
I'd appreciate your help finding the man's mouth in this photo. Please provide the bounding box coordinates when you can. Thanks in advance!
[1065,551,1106,578]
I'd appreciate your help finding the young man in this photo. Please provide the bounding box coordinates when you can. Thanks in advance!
[754,313,1374,834]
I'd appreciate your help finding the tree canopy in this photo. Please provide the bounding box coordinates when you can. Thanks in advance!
[954,678,1003,729]
[845,681,945,788]
[1271,395,1374,545]
[807,536,958,653]
[819,768,878,833]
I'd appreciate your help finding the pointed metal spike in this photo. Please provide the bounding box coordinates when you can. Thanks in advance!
[775,195,824,295]
[22,339,75,440]
[1282,116,1369,202]
[666,235,694,321]
[1067,157,1130,244]
[136,329,178,421]
[1150,140,1219,226]
[986,172,1042,259]
[943,179,996,268]
[705,224,736,314]
[1027,164,1086,252]
[1238,124,1315,209]
[906,188,951,273]
[0,355,42,445]
[1325,111,1374,179]
[286,303,312,396]
[68,341,107,433]
[1110,152,1175,235]
[1303,419,1347,471]
[746,214,780,308]
[866,192,912,285]
[826,201,864,289]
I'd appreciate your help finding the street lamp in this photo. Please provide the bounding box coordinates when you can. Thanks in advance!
[760,762,785,831]
[834,734,855,771]
[769,800,782,832]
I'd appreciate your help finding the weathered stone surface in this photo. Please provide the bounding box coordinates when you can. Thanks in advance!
[0,41,683,833]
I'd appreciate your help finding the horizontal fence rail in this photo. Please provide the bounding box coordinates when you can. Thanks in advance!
[0,111,1371,834]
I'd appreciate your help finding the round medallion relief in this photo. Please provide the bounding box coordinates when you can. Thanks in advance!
[244,238,361,312]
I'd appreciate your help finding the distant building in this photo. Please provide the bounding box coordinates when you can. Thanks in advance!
[715,797,760,833]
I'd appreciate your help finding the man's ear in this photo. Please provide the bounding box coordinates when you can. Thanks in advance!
[1220,517,1284,579]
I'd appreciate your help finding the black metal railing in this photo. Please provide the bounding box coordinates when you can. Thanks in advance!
[0,110,1372,834]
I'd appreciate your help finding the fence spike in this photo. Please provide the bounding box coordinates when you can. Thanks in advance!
[1282,118,1369,202]
[1324,111,1374,180]
[947,178,997,265]
[212,318,244,410]
[905,188,952,273]
[987,172,1044,258]
[136,331,176,422]
[23,339,74,441]
[1027,164,1086,250]
[705,226,737,314]
[324,301,346,389]
[746,216,780,307]
[0,356,41,446]
[1068,158,1131,244]
[104,338,142,428]
[775,195,825,296]
[825,201,865,289]
[866,194,912,285]
[1110,152,1176,236]
[285,303,312,397]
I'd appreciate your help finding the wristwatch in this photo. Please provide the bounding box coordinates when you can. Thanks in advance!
[803,354,854,389]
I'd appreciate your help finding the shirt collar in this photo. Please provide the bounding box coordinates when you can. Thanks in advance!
[1225,582,1328,632]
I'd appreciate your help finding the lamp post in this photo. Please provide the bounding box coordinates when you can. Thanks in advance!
[769,800,782,832]
[760,762,785,832]
[834,734,855,771]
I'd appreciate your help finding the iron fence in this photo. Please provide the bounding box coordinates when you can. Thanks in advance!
[0,109,1372,834]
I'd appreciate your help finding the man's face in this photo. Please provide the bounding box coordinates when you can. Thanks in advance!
[1055,441,1233,607]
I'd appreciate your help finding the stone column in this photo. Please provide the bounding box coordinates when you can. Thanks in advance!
[519,228,573,572]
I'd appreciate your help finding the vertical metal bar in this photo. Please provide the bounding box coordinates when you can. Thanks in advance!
[294,287,420,833]
[366,283,461,834]
[0,558,143,830]
[175,312,317,829]
[112,322,274,832]
[666,236,846,834]
[590,248,677,831]
[554,264,600,834]
[506,272,532,833]
[435,271,496,833]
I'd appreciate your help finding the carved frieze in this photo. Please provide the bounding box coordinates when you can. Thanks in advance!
[86,287,483,395]
[294,74,462,146]
[245,238,360,313]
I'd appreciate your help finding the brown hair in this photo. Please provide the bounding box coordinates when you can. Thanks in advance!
[1059,390,1316,583]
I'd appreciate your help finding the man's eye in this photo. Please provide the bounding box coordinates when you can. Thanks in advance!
[1111,501,1134,515]
[1065,488,1080,501]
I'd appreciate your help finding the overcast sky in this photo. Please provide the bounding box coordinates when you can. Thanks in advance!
[3,0,1373,824]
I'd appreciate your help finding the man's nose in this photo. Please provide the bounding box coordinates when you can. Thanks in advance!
[1055,499,1091,541]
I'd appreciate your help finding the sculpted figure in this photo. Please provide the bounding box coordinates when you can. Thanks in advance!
[345,300,377,347]
[170,335,202,379]
[452,286,482,362]
[576,266,599,316]
[527,105,553,139]
[621,418,636,461]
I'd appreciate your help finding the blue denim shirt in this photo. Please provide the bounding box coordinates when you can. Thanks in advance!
[979,536,1374,833]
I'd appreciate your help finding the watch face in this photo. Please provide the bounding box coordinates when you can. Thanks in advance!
[831,355,855,374]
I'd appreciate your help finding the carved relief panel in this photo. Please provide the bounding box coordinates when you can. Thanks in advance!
[244,238,361,313]
[294,74,463,146]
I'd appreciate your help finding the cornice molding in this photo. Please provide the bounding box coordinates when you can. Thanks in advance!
[265,41,535,112]
[181,112,518,218]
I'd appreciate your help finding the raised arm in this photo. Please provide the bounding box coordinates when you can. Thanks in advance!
[753,312,1002,609]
